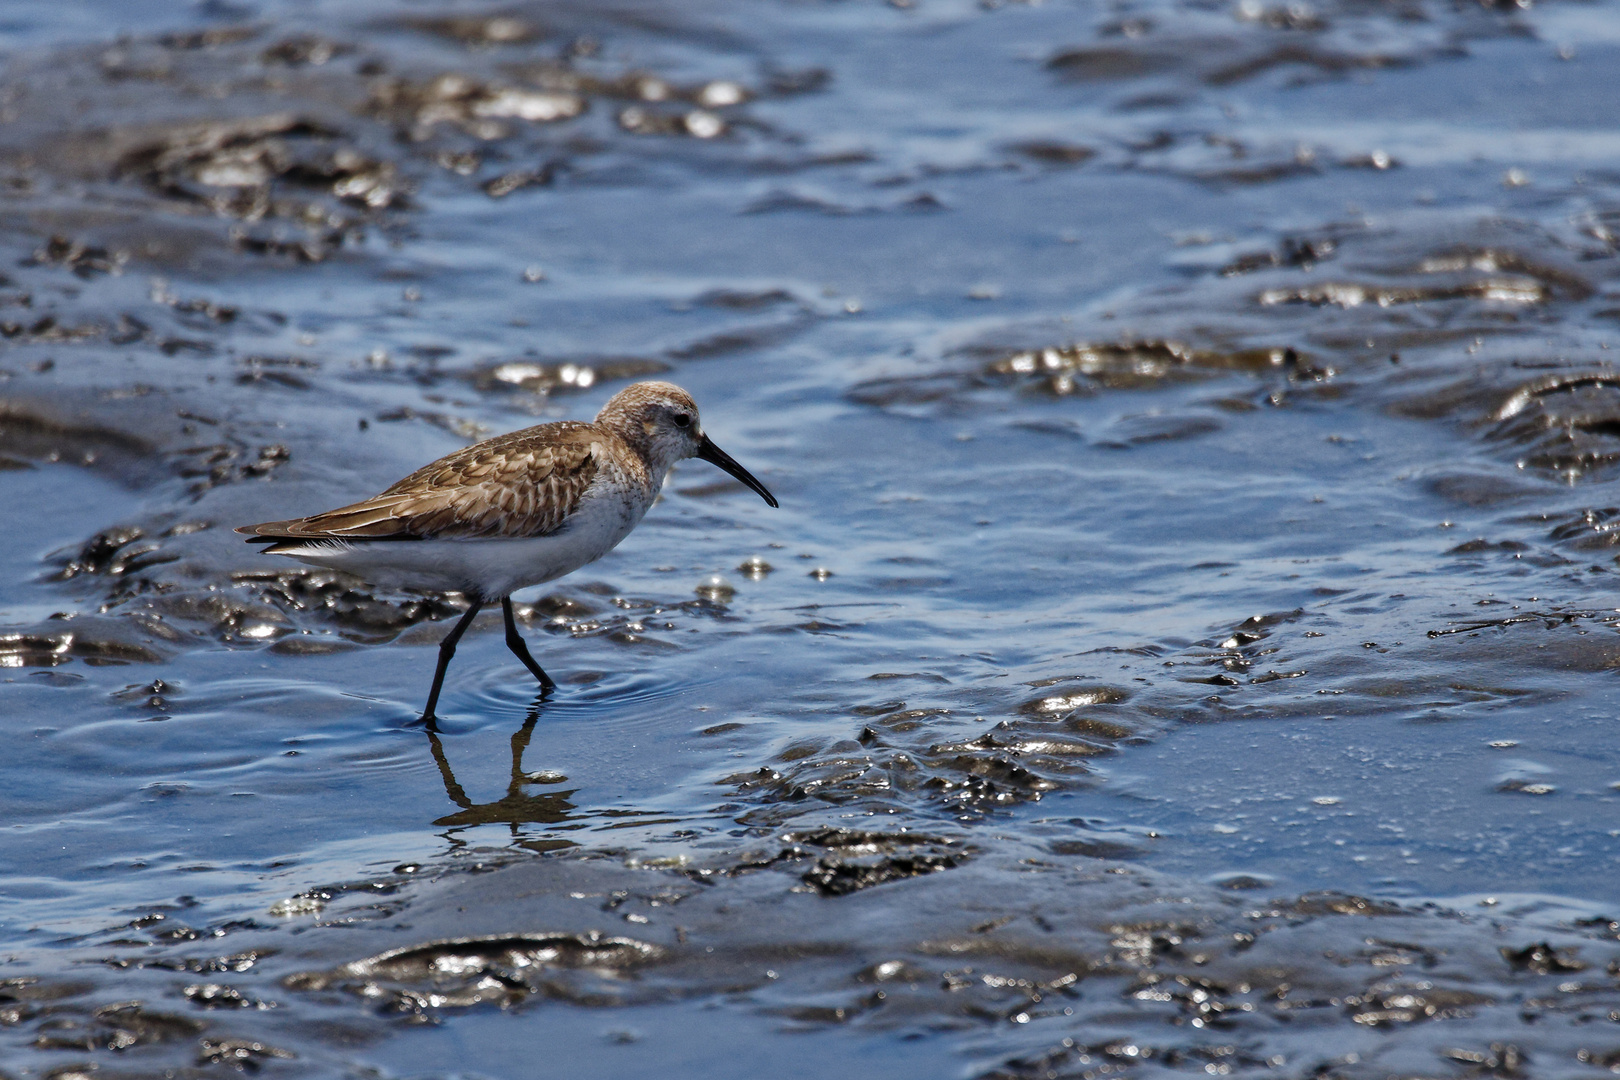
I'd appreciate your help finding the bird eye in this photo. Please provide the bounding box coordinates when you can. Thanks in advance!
[672,412,692,428]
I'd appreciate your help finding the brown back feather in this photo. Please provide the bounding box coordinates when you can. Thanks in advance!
[239,423,605,540]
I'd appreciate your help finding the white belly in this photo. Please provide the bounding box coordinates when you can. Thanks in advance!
[265,491,648,598]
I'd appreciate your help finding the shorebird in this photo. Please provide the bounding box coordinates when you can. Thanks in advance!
[237,381,777,718]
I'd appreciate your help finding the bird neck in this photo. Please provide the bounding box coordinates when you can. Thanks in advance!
[595,414,683,491]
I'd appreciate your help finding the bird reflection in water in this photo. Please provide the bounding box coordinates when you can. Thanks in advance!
[423,699,579,853]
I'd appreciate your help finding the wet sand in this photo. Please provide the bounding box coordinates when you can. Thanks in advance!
[2,0,1620,1075]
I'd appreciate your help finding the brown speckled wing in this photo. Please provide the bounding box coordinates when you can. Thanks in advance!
[239,424,602,540]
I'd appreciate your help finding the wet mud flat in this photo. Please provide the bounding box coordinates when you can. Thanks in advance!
[13,847,1620,1078]
[3,0,1620,1075]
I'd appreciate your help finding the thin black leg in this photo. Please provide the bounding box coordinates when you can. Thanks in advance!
[503,597,557,693]
[422,599,484,720]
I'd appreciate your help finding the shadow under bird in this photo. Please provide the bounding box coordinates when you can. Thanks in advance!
[237,381,778,718]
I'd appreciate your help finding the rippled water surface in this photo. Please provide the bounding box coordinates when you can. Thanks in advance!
[4,0,1620,1075]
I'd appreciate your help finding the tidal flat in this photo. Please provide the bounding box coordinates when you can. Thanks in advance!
[3,0,1620,1076]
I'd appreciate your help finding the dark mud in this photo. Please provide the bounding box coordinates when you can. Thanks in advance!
[4,0,1620,1076]
[13,849,1620,1078]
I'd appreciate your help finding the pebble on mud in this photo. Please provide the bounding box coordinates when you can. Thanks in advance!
[695,576,736,601]
[268,896,326,918]
[738,556,773,579]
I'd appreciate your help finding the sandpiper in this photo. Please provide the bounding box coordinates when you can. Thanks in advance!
[237,381,777,718]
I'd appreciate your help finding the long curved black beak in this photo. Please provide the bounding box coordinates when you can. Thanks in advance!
[697,434,778,508]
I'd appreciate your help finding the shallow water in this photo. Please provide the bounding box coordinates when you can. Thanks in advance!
[4,0,1620,1075]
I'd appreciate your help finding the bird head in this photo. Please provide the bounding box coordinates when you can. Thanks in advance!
[595,381,778,507]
